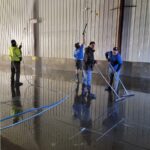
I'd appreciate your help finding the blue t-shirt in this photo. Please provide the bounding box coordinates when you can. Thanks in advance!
[105,51,123,72]
[74,44,84,60]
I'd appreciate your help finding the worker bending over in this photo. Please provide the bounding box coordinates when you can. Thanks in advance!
[105,47,122,92]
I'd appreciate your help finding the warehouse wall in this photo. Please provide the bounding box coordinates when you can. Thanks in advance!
[0,0,35,56]
[37,0,120,59]
[0,0,150,78]
[122,0,150,62]
[0,0,120,60]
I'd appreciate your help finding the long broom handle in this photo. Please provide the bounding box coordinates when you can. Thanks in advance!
[95,65,120,98]
[109,63,129,94]
[82,23,88,35]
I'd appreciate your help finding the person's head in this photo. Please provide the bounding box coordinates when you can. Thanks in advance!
[112,47,119,55]
[11,40,17,47]
[75,42,80,49]
[89,41,95,49]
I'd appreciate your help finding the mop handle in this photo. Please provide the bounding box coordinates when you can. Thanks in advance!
[95,65,120,98]
[82,8,93,35]
[82,23,88,35]
[109,63,129,94]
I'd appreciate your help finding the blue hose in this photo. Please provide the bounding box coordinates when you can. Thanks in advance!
[0,94,70,131]
[0,102,59,122]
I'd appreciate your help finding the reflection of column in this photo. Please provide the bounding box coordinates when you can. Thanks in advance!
[33,76,41,148]
[32,1,41,147]
[102,91,125,149]
[33,0,42,77]
[11,84,22,123]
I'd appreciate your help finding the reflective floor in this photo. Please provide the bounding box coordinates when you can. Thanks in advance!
[0,70,150,150]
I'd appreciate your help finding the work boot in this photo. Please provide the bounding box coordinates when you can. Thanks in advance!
[82,83,87,97]
[87,85,96,99]
[105,86,111,91]
[87,93,96,99]
[15,82,23,87]
[75,73,79,83]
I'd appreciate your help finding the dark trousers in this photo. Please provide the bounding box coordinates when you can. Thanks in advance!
[11,61,21,83]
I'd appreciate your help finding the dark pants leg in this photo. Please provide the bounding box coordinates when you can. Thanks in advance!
[15,62,20,83]
[110,73,114,86]
[12,62,21,83]
[11,62,15,83]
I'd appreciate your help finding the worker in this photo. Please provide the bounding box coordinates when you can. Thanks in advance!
[82,41,97,99]
[105,47,123,92]
[74,34,85,82]
[9,40,23,86]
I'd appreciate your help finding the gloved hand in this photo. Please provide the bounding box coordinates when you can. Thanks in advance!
[19,44,22,49]
[94,60,97,64]
[20,57,22,61]
[114,71,118,77]
[107,58,110,62]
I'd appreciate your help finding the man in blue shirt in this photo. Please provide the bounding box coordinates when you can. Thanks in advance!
[74,34,85,82]
[105,47,123,92]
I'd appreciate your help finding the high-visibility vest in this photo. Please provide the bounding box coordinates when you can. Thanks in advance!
[9,46,22,62]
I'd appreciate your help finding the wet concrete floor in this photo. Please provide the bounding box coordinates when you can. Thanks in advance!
[0,70,150,150]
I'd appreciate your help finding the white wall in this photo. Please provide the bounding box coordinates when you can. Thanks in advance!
[0,0,120,60]
[122,0,150,62]
[0,0,149,62]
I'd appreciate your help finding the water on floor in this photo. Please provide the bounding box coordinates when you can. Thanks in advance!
[0,70,150,150]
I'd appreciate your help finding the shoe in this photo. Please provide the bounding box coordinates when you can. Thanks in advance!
[75,74,79,83]
[11,80,15,86]
[15,82,23,87]
[87,93,96,99]
[82,92,87,97]
[75,79,79,83]
[105,87,111,91]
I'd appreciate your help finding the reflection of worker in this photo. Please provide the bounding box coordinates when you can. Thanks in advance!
[82,42,97,99]
[11,84,22,123]
[105,47,122,92]
[73,92,92,145]
[74,34,85,82]
[103,92,120,127]
[9,40,23,86]
[72,82,81,118]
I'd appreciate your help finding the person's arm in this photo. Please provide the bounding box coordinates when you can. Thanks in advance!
[105,51,111,61]
[74,50,77,58]
[83,49,88,64]
[19,43,22,49]
[93,50,97,64]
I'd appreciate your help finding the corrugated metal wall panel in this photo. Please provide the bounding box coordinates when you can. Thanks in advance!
[122,0,150,62]
[0,0,35,56]
[0,0,120,60]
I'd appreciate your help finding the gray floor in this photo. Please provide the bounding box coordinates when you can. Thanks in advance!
[0,70,150,150]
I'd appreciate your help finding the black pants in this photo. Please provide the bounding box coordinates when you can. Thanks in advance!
[11,61,21,83]
[76,60,83,70]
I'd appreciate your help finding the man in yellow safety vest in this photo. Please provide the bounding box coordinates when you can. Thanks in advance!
[9,40,23,86]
